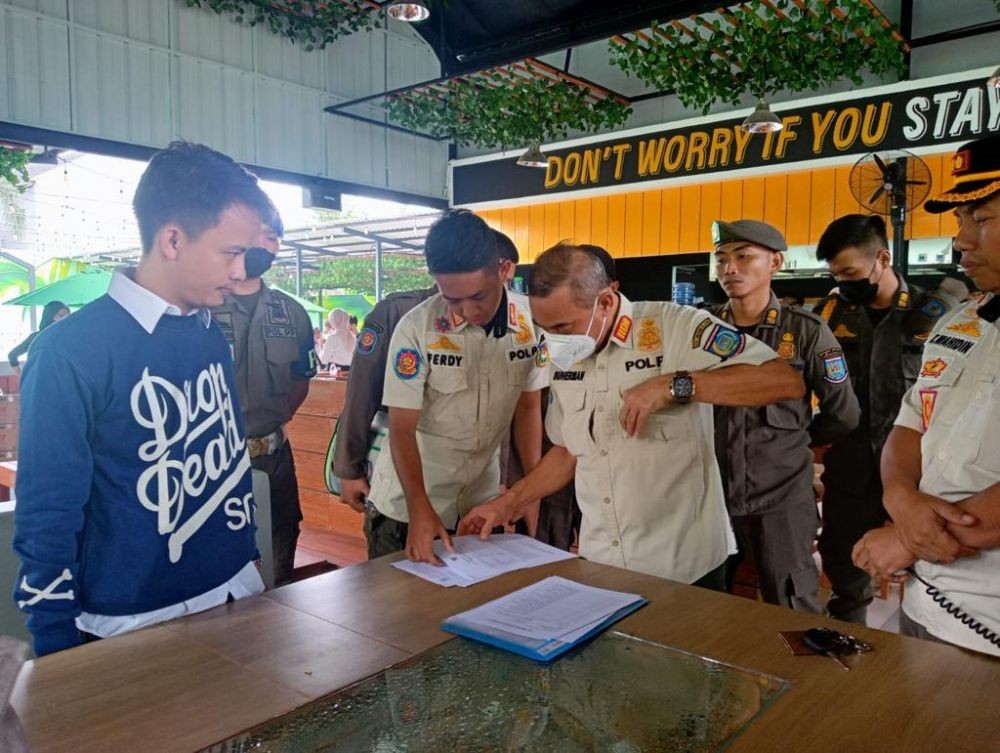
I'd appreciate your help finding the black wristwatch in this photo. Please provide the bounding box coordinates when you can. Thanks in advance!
[670,370,695,404]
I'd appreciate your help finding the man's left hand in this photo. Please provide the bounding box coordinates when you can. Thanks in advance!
[852,526,916,582]
[620,376,670,437]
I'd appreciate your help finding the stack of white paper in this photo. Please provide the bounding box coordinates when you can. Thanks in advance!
[442,576,647,660]
[390,533,576,587]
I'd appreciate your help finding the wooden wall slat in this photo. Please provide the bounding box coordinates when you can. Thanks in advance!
[623,192,644,257]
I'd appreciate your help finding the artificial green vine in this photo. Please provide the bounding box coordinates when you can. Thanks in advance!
[185,0,379,51]
[386,66,632,150]
[610,0,907,114]
[0,147,32,193]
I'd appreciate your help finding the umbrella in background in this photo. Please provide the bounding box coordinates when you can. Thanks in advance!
[321,294,374,323]
[3,268,113,308]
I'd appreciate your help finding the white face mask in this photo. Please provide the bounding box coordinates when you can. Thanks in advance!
[544,293,608,370]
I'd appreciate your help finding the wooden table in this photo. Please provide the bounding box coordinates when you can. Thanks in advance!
[13,556,1000,753]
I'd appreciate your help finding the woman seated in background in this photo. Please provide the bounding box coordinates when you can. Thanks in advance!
[7,300,70,370]
[321,308,356,376]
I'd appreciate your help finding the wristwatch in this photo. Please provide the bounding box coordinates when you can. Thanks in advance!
[670,370,695,404]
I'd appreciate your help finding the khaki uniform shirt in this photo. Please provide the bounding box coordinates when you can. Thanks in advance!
[331,287,437,481]
[894,294,1000,656]
[211,285,316,438]
[370,292,548,528]
[712,293,860,516]
[545,295,777,584]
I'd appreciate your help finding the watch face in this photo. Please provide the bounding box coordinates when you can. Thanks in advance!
[673,376,694,399]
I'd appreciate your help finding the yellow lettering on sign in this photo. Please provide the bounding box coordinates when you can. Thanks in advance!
[775,115,802,158]
[708,127,732,168]
[861,102,892,147]
[686,131,709,170]
[611,143,631,179]
[544,156,562,189]
[733,126,753,164]
[563,152,581,186]
[664,135,686,172]
[581,148,601,184]
[833,107,861,151]
[811,109,836,154]
[638,138,666,176]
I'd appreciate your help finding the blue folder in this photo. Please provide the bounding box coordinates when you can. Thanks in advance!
[441,597,648,662]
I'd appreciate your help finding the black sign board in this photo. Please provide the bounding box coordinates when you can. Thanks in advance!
[452,74,1000,206]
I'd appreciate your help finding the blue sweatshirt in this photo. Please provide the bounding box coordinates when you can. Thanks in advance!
[13,294,257,656]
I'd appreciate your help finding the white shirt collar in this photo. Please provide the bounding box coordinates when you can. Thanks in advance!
[107,269,212,335]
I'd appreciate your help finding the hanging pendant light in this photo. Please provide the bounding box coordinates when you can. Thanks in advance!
[516,142,549,168]
[740,101,783,134]
[988,65,1000,89]
[386,1,430,22]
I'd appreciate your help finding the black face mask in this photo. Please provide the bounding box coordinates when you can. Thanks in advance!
[837,259,882,306]
[244,246,274,279]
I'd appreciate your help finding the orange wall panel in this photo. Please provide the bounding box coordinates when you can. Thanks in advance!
[678,185,702,252]
[742,177,765,221]
[558,201,576,242]
[763,174,787,232]
[660,187,681,254]
[527,204,545,260]
[785,171,812,246]
[623,192,644,257]
[513,205,530,259]
[641,190,661,255]
[833,165,860,220]
[719,179,742,222]
[543,202,561,250]
[575,200,592,249]
[809,169,836,244]
[590,196,609,249]
[698,181,722,251]
[606,194,626,255]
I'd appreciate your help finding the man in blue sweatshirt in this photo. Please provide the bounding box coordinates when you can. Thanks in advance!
[13,141,273,656]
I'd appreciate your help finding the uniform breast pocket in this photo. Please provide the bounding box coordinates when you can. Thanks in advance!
[557,389,593,457]
[427,366,468,395]
[265,340,298,395]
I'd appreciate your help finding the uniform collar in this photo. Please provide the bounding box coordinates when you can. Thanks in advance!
[219,281,273,315]
[977,292,1000,323]
[719,290,782,328]
[433,294,470,333]
[609,293,634,348]
[108,269,212,334]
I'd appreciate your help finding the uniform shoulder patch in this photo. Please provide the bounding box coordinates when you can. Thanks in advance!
[357,326,379,355]
[702,323,746,361]
[692,317,713,349]
[919,389,937,431]
[819,347,848,383]
[393,348,421,380]
[918,356,952,381]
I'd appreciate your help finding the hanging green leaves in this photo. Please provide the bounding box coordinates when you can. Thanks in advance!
[185,0,379,51]
[610,0,907,114]
[0,147,32,193]
[385,62,632,150]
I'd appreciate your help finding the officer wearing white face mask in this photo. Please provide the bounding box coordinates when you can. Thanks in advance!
[460,243,805,589]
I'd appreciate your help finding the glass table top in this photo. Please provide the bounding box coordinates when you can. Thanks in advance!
[203,631,790,753]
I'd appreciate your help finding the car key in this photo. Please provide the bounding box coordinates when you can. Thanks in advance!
[804,628,851,671]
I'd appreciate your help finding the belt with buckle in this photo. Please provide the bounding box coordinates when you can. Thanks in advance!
[247,426,285,459]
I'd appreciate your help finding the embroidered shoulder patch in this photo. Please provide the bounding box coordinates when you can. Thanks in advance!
[692,318,712,349]
[918,356,951,380]
[919,389,937,431]
[535,340,549,368]
[702,324,745,361]
[613,316,632,343]
[776,331,795,360]
[393,348,421,380]
[434,316,452,333]
[357,326,378,355]
[920,298,947,319]
[820,347,848,383]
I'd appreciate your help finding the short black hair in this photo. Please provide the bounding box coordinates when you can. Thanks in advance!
[132,141,271,253]
[579,244,617,282]
[816,214,888,263]
[348,315,358,325]
[424,209,499,275]
[493,230,519,264]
